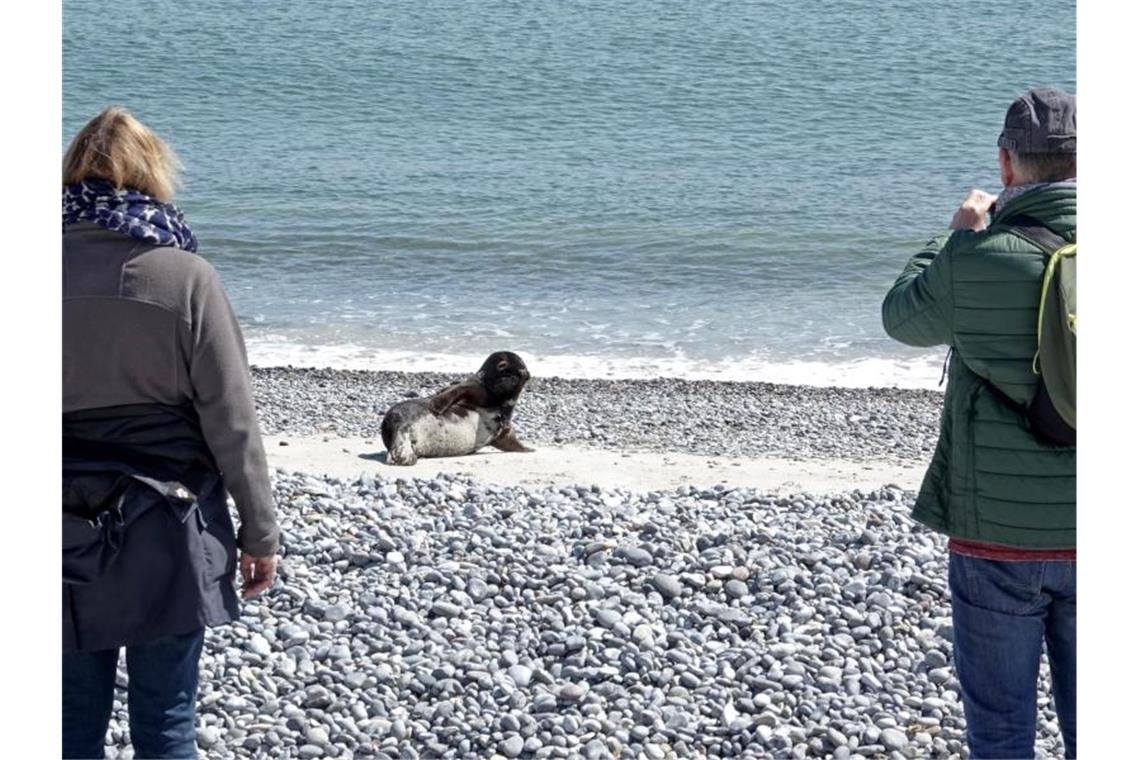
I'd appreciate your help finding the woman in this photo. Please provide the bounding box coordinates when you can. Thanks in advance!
[62,106,280,759]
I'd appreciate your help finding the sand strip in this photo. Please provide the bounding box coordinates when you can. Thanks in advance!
[264,435,925,494]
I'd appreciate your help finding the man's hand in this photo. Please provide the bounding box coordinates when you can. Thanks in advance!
[949,189,999,231]
[239,552,279,599]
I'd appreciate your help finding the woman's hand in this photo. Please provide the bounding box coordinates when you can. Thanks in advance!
[239,553,279,599]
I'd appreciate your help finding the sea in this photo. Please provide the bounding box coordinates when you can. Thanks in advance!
[62,0,1075,389]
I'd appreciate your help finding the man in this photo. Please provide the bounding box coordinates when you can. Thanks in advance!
[881,88,1076,759]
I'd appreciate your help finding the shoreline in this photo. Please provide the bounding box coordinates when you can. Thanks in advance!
[244,343,948,392]
[252,366,945,469]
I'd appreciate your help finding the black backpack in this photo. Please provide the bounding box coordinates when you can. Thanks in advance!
[984,215,1076,447]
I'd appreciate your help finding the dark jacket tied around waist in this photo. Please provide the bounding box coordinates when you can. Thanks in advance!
[63,404,240,652]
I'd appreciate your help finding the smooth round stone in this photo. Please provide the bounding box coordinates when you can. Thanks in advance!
[282,628,310,647]
[769,643,797,658]
[725,580,749,599]
[584,738,608,759]
[468,578,489,601]
[245,634,272,657]
[880,728,908,751]
[928,667,953,685]
[632,625,655,646]
[430,601,463,619]
[593,609,622,628]
[499,735,524,757]
[508,665,534,687]
[652,574,683,599]
[923,650,948,669]
[305,727,330,747]
[819,666,842,681]
[303,686,333,709]
[755,712,779,728]
[559,683,589,702]
[621,548,653,567]
[324,604,351,623]
[195,726,220,749]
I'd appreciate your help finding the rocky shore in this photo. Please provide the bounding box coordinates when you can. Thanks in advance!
[97,369,1064,759]
[250,367,944,464]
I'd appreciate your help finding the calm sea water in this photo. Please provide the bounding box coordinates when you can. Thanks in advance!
[63,0,1075,388]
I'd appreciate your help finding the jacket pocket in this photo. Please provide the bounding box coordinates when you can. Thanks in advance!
[62,505,126,585]
[62,474,198,585]
[194,477,237,585]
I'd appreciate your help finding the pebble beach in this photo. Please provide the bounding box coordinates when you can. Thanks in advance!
[100,368,1064,759]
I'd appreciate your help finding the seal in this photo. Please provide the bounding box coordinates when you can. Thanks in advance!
[380,351,534,466]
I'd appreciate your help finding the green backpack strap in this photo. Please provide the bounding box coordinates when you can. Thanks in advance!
[1034,242,1077,373]
[1002,214,1069,255]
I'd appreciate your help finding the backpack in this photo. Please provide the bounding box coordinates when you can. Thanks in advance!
[1004,215,1077,446]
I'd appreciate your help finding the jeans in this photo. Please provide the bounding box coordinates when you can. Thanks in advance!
[62,628,205,759]
[948,552,1076,759]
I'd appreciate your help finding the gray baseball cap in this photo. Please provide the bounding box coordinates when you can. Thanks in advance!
[997,87,1076,154]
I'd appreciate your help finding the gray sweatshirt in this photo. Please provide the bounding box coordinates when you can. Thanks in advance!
[63,222,279,555]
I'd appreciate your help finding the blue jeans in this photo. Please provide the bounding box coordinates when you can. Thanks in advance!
[62,628,205,759]
[948,553,1076,759]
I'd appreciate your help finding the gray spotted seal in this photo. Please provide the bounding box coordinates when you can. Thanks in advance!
[380,351,534,466]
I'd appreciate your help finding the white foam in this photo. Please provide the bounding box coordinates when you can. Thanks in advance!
[246,336,945,390]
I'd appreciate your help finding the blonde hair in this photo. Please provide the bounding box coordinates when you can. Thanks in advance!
[62,106,182,202]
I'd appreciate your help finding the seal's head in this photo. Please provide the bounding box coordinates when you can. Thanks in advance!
[476,351,530,403]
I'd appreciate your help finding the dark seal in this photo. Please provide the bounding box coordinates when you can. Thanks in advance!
[380,351,534,466]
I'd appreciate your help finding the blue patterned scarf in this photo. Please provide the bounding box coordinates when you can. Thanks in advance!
[62,180,198,252]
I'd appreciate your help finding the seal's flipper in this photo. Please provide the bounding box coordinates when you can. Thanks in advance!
[386,432,418,466]
[491,426,534,453]
[428,384,482,416]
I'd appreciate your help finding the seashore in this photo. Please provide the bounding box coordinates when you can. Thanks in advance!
[250,367,943,467]
[99,367,1064,758]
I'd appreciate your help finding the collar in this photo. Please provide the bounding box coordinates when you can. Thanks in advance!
[992,178,1076,218]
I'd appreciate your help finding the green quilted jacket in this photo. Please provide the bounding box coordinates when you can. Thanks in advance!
[882,183,1076,548]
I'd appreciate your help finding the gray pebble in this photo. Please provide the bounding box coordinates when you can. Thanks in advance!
[880,728,908,751]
